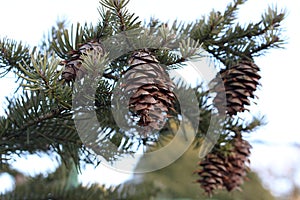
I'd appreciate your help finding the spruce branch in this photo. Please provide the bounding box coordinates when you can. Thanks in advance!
[0,91,82,165]
[0,38,36,79]
[189,0,285,68]
[17,52,72,109]
[50,23,85,60]
[222,0,246,24]
[99,0,140,32]
[0,1,287,194]
[96,7,114,38]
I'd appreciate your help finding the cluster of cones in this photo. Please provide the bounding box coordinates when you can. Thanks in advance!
[60,39,259,196]
[195,136,252,196]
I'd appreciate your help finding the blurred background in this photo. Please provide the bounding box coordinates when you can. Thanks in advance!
[0,0,299,199]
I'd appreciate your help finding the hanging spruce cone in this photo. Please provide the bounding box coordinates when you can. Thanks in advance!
[212,60,261,116]
[194,153,227,197]
[223,136,252,191]
[61,40,105,81]
[121,50,176,134]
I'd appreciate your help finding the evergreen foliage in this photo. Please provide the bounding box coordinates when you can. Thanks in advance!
[0,0,285,198]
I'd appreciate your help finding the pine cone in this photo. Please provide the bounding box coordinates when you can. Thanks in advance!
[121,50,176,134]
[195,153,227,196]
[224,136,252,191]
[213,60,261,115]
[62,40,105,81]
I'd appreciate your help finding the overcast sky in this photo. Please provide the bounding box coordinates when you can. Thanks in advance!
[1,0,300,197]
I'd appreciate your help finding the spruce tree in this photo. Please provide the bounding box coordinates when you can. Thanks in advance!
[0,0,285,198]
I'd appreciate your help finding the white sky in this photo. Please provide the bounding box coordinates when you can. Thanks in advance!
[1,0,300,197]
